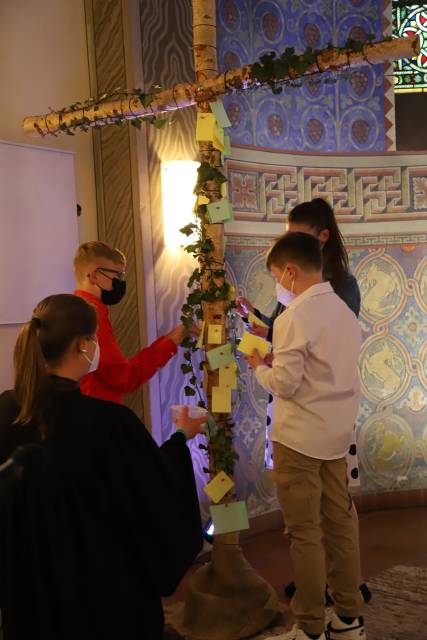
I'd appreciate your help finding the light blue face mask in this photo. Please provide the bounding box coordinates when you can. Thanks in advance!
[81,339,100,373]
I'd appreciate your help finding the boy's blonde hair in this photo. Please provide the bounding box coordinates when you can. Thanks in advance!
[73,241,126,281]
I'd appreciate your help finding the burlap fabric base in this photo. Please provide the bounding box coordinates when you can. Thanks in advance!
[165,541,280,640]
[165,565,427,640]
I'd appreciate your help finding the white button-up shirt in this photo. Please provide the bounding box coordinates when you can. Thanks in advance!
[255,282,361,460]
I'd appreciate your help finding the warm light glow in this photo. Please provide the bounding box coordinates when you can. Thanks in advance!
[161,160,200,248]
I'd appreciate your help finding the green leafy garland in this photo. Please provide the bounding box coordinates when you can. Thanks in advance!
[179,162,240,477]
[42,36,381,136]
[51,86,170,136]
[250,36,378,94]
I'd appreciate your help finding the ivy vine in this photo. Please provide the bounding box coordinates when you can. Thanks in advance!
[251,36,377,94]
[49,86,171,137]
[178,162,241,476]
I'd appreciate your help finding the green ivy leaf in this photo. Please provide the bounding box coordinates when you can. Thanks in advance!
[181,364,193,374]
[184,386,196,397]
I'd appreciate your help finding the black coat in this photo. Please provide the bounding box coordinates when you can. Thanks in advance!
[0,380,202,640]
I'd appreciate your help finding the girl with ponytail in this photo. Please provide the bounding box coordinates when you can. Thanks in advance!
[0,294,204,640]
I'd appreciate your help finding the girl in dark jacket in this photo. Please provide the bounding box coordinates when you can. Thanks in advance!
[0,293,204,640]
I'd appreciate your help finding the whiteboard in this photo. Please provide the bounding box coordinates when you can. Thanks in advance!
[0,141,79,323]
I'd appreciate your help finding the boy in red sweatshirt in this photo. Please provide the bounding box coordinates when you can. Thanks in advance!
[74,241,195,404]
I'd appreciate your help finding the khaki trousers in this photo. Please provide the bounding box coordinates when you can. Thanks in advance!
[272,443,363,636]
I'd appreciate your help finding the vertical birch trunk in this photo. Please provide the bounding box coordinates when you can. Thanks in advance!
[177,2,280,639]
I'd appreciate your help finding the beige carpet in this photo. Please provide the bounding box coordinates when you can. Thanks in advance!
[164,565,427,639]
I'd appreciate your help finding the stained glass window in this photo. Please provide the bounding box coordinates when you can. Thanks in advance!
[393,2,427,92]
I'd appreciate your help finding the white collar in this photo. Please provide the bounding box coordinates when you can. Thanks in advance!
[287,281,333,311]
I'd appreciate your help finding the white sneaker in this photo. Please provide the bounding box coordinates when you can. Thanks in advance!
[327,611,366,639]
[273,624,327,639]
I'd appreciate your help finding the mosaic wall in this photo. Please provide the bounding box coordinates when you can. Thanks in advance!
[216,0,395,152]
[225,232,427,514]
[227,159,427,221]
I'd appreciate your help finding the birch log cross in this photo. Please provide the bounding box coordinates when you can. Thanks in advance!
[22,8,420,640]
[23,35,419,136]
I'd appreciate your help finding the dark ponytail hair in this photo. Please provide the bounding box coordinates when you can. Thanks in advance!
[288,198,349,287]
[14,294,97,436]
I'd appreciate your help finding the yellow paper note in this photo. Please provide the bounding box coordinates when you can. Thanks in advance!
[220,182,228,198]
[203,471,234,503]
[248,312,268,329]
[213,124,225,152]
[219,364,237,389]
[208,324,223,344]
[198,194,210,206]
[212,386,232,413]
[196,320,205,349]
[196,112,216,141]
[238,332,270,358]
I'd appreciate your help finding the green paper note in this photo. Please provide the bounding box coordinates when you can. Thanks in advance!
[207,198,233,223]
[223,135,231,157]
[206,343,235,370]
[209,101,231,128]
[238,332,270,358]
[212,386,232,413]
[210,501,249,535]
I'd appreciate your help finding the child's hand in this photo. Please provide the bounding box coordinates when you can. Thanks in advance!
[249,323,268,339]
[236,296,254,317]
[264,353,274,367]
[245,349,265,370]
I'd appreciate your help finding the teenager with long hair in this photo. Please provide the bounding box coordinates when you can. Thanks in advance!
[0,294,204,640]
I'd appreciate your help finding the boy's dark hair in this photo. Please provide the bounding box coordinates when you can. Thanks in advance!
[266,232,323,272]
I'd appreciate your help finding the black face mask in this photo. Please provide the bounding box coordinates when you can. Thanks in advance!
[100,278,126,305]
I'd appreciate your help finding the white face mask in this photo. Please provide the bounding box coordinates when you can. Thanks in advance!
[275,268,296,306]
[275,282,296,306]
[81,339,100,373]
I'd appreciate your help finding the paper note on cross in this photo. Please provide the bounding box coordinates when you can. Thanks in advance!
[219,364,237,389]
[248,312,268,329]
[204,471,234,503]
[196,320,206,349]
[223,135,231,159]
[207,198,233,223]
[208,324,223,344]
[198,194,210,206]
[196,112,216,141]
[212,386,232,413]
[210,501,249,535]
[209,101,232,128]
[220,181,228,199]
[238,332,270,358]
[213,124,225,152]
[206,343,235,370]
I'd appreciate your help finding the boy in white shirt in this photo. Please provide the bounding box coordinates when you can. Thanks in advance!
[246,232,365,640]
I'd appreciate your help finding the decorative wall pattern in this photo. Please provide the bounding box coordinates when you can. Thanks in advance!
[216,0,395,152]
[136,1,425,519]
[225,231,427,514]
[226,155,427,221]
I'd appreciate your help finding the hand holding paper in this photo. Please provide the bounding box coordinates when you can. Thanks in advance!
[238,332,270,358]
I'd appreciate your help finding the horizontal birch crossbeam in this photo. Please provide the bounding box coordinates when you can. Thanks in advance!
[23,35,419,137]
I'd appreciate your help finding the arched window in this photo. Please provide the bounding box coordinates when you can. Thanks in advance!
[393,1,427,92]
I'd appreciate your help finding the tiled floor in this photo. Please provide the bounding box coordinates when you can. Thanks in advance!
[168,506,427,603]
